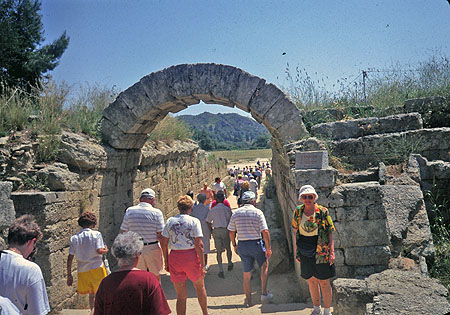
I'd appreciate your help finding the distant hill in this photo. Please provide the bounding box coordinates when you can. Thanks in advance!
[177,112,270,150]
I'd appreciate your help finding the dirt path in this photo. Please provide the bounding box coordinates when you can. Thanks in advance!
[160,167,317,314]
[62,160,322,315]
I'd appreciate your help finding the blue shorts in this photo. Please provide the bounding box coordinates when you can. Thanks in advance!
[237,239,267,272]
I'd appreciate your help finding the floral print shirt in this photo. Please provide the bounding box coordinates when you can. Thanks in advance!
[292,204,335,264]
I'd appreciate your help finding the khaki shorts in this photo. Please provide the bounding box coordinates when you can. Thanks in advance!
[137,243,164,276]
[213,227,231,253]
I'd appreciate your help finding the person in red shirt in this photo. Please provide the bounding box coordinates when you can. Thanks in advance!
[94,232,171,315]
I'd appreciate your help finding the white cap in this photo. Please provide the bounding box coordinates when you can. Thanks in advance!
[140,188,156,199]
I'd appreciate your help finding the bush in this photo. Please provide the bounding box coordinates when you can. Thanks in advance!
[148,116,193,143]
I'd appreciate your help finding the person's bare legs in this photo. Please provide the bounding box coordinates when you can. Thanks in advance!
[260,261,269,295]
[173,281,188,315]
[216,247,223,271]
[319,279,332,308]
[243,271,252,306]
[193,277,209,315]
[88,293,95,311]
[308,277,321,307]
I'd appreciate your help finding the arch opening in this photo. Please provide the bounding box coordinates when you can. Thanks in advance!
[100,63,308,151]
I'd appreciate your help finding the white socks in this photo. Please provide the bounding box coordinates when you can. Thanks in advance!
[323,307,331,315]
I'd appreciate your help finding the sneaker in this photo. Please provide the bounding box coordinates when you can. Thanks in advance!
[227,263,234,271]
[260,293,273,303]
[205,265,210,272]
[310,309,322,315]
[218,271,225,278]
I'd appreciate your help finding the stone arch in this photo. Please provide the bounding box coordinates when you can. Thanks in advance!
[101,63,308,150]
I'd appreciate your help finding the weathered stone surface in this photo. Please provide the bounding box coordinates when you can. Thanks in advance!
[311,113,422,140]
[331,128,450,169]
[335,221,389,248]
[0,181,15,250]
[58,131,107,170]
[295,150,328,169]
[294,168,337,189]
[404,96,450,128]
[334,269,450,315]
[37,163,81,191]
[380,185,434,259]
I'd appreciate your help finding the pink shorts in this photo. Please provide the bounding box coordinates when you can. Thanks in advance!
[169,248,202,283]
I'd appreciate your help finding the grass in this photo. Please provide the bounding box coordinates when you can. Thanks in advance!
[148,115,193,143]
[425,185,450,296]
[283,54,450,129]
[211,148,272,163]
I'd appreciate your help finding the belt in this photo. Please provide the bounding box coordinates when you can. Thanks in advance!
[143,241,158,245]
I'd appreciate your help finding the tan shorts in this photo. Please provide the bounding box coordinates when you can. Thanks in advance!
[137,243,164,276]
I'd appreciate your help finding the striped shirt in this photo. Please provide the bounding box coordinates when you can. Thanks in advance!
[227,204,268,241]
[120,202,164,243]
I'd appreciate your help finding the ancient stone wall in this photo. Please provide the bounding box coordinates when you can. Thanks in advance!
[1,131,227,311]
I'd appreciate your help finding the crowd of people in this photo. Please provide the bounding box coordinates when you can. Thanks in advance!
[0,163,336,315]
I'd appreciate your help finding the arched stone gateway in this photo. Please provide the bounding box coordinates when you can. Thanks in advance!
[101,63,308,150]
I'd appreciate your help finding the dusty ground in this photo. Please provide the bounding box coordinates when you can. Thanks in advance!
[62,159,328,315]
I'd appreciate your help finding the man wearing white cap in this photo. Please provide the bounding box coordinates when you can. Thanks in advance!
[120,188,165,281]
[228,191,273,306]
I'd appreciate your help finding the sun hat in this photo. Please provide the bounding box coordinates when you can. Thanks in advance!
[241,191,256,203]
[140,188,156,199]
[298,185,318,201]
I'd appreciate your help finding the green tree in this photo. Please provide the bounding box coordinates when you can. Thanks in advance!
[0,0,69,91]
[252,133,271,148]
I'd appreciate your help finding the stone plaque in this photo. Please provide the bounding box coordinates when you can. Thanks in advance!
[295,150,329,169]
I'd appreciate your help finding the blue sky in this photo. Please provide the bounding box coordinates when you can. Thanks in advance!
[40,1,450,116]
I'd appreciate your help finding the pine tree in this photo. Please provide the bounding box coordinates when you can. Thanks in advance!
[0,0,69,91]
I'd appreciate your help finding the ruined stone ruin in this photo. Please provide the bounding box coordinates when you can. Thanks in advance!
[1,64,449,314]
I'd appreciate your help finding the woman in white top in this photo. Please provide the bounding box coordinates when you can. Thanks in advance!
[161,195,209,315]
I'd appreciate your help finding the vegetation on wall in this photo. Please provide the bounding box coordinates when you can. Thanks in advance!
[148,115,193,143]
[284,54,450,129]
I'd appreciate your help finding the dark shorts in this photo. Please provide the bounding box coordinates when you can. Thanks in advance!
[299,254,336,280]
[237,239,267,272]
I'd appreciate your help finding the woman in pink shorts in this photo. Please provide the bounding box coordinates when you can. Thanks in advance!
[161,195,209,315]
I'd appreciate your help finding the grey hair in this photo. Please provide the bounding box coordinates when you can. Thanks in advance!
[112,231,144,267]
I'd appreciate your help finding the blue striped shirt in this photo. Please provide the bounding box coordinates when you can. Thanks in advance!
[121,203,164,243]
[227,204,268,240]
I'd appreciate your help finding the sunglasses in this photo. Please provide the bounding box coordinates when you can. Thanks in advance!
[301,195,314,200]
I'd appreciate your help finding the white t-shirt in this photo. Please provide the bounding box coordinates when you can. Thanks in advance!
[162,214,203,250]
[69,228,105,272]
[121,202,165,243]
[212,182,226,193]
[0,250,50,315]
[0,296,20,314]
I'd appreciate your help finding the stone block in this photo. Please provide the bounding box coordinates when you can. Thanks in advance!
[334,220,389,247]
[294,168,337,190]
[332,182,381,207]
[344,246,391,265]
[335,206,367,221]
[0,181,15,229]
[295,150,329,169]
[231,71,265,111]
[248,83,285,118]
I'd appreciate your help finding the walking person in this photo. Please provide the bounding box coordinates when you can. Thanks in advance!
[206,191,233,279]
[120,188,165,281]
[228,191,273,306]
[94,232,171,315]
[191,193,212,271]
[200,182,214,207]
[211,177,227,198]
[161,195,209,315]
[0,215,50,314]
[249,175,259,200]
[292,185,336,315]
[67,212,109,312]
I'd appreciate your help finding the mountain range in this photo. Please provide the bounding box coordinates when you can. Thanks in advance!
[177,112,270,150]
